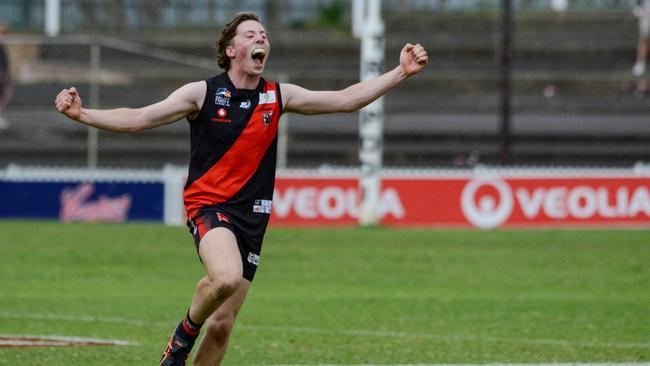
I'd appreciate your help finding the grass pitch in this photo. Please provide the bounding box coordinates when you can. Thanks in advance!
[0,221,648,365]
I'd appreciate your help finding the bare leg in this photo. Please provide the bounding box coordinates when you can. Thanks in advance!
[161,227,243,365]
[188,227,243,323]
[193,280,251,366]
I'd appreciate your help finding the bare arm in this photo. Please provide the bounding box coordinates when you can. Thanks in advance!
[281,43,428,115]
[54,81,206,133]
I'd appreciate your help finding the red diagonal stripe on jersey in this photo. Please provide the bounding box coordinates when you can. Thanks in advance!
[184,84,279,218]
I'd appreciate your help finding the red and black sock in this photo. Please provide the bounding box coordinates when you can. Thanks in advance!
[179,311,203,339]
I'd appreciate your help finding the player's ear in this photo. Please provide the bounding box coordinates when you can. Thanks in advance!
[226,46,236,58]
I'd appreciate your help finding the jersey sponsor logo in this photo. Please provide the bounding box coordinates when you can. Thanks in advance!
[211,108,232,123]
[240,100,251,109]
[215,88,231,106]
[247,252,260,266]
[258,90,276,105]
[253,199,272,214]
[262,111,273,126]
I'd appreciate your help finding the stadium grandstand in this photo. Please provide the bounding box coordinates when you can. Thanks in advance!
[0,0,648,168]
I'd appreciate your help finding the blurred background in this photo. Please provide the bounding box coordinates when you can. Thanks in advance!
[1,0,648,170]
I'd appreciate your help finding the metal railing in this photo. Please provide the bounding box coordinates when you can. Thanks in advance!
[2,34,290,169]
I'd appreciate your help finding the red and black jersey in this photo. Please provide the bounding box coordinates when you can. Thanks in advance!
[184,72,282,237]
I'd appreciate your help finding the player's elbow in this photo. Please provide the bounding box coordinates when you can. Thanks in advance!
[337,90,363,113]
[339,102,358,114]
[125,125,144,134]
[331,96,356,113]
[123,122,145,134]
[126,110,150,134]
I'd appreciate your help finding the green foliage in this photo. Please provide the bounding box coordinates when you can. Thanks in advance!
[0,221,648,365]
[316,0,346,28]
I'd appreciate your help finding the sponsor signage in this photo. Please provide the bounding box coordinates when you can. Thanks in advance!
[271,176,650,228]
[0,181,163,222]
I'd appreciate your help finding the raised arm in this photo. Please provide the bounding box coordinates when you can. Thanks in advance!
[281,43,428,115]
[54,81,206,133]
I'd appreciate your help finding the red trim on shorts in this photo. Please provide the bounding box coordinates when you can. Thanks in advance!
[216,212,231,224]
[195,216,210,239]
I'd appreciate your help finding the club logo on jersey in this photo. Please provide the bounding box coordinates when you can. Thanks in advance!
[259,90,276,105]
[240,100,251,109]
[215,88,231,106]
[253,199,272,214]
[247,252,260,266]
[262,111,273,126]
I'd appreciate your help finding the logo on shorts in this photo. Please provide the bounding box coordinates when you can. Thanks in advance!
[253,199,272,214]
[247,252,260,266]
[216,212,231,224]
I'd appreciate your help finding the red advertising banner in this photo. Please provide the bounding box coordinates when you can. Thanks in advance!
[270,175,650,228]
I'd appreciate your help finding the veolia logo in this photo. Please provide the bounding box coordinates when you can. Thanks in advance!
[461,179,514,229]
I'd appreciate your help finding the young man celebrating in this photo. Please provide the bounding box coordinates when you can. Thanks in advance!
[55,12,428,366]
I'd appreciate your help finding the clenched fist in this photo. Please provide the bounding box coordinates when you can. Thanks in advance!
[399,43,428,77]
[55,87,82,120]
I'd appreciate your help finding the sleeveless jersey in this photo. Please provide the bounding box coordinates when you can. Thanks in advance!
[183,72,283,237]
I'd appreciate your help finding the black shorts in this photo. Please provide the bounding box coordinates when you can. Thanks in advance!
[187,208,262,281]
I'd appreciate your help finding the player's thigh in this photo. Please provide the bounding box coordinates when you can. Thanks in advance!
[199,227,243,282]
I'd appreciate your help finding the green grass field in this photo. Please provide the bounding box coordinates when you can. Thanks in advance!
[0,221,648,365]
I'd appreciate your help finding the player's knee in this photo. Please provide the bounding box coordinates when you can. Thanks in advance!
[216,274,242,298]
[206,273,241,301]
[205,314,235,346]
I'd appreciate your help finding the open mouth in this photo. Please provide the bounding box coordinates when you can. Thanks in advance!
[251,48,266,67]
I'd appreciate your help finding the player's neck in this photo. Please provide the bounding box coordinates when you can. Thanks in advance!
[227,69,261,90]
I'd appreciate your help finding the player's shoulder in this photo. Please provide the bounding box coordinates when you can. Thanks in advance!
[174,80,208,100]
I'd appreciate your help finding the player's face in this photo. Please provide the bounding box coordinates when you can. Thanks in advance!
[229,20,270,76]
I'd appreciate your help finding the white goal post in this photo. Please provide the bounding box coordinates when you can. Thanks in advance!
[354,0,385,226]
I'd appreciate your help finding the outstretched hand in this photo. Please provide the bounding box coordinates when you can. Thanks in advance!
[399,43,428,77]
[55,87,82,120]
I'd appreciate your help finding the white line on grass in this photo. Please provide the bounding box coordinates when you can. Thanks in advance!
[235,324,650,350]
[0,334,137,346]
[276,364,650,366]
[0,312,648,350]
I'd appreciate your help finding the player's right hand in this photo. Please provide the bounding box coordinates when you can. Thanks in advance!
[55,87,82,120]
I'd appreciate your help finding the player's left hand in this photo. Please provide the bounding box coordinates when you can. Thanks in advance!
[399,43,428,77]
